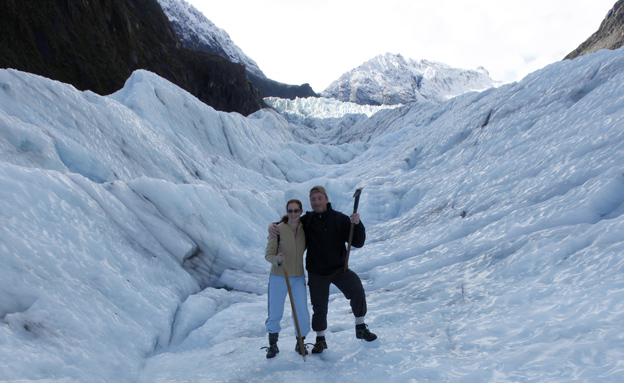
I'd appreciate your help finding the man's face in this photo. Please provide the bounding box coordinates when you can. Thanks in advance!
[310,192,329,213]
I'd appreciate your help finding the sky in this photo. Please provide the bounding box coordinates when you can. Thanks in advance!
[2,44,624,382]
[185,0,616,92]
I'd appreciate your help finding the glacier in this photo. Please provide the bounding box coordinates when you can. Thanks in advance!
[263,96,401,142]
[1,46,624,383]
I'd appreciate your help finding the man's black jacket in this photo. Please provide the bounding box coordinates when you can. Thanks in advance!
[300,203,365,276]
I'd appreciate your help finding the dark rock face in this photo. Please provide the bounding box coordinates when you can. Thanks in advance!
[247,73,318,99]
[159,0,318,100]
[565,0,624,60]
[0,0,265,115]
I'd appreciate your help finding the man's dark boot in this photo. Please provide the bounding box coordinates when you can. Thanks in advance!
[355,324,377,342]
[265,332,279,358]
[311,336,327,354]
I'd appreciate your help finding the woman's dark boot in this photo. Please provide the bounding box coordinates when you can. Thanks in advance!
[295,337,307,355]
[265,332,279,358]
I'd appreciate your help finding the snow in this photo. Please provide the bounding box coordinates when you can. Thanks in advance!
[1,45,624,383]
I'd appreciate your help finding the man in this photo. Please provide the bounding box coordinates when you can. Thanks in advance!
[269,185,377,354]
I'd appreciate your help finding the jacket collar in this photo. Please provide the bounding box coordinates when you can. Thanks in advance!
[313,202,334,219]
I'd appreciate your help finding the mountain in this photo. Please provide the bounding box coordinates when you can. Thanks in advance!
[0,0,264,115]
[157,0,318,99]
[2,45,624,382]
[322,53,498,106]
[157,0,265,78]
[565,0,624,60]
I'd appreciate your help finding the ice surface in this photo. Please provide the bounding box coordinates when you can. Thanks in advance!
[1,47,624,382]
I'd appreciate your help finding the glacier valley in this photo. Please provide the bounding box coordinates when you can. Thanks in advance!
[1,47,624,382]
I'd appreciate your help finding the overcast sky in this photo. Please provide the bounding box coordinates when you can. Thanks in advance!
[185,0,616,92]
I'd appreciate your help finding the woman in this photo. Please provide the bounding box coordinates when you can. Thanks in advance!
[263,199,310,358]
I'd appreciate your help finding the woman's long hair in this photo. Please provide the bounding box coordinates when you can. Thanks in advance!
[281,199,303,223]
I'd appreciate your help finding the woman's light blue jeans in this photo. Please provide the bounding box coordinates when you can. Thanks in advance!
[265,274,310,338]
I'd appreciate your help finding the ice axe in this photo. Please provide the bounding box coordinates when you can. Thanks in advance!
[344,187,363,272]
[283,264,307,361]
[278,235,307,361]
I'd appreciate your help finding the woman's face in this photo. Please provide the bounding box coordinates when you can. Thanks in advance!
[286,202,302,223]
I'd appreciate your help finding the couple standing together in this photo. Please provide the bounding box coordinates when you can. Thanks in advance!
[264,185,377,358]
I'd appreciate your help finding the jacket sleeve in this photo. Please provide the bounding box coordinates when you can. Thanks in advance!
[351,220,366,248]
[340,212,366,248]
[264,234,280,266]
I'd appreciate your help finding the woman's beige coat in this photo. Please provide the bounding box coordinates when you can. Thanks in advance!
[264,221,306,277]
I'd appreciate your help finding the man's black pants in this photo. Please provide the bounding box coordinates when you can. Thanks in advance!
[308,269,367,332]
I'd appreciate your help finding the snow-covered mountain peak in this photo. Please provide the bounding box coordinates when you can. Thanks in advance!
[322,52,499,105]
[364,52,428,72]
[157,0,265,78]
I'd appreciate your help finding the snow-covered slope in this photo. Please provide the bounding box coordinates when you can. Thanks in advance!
[322,52,499,105]
[1,46,624,383]
[157,0,265,78]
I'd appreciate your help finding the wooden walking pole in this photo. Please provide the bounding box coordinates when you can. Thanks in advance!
[283,264,307,361]
[344,188,363,272]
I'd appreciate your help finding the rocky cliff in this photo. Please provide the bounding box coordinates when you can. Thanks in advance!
[157,0,318,99]
[0,0,265,115]
[564,0,624,60]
